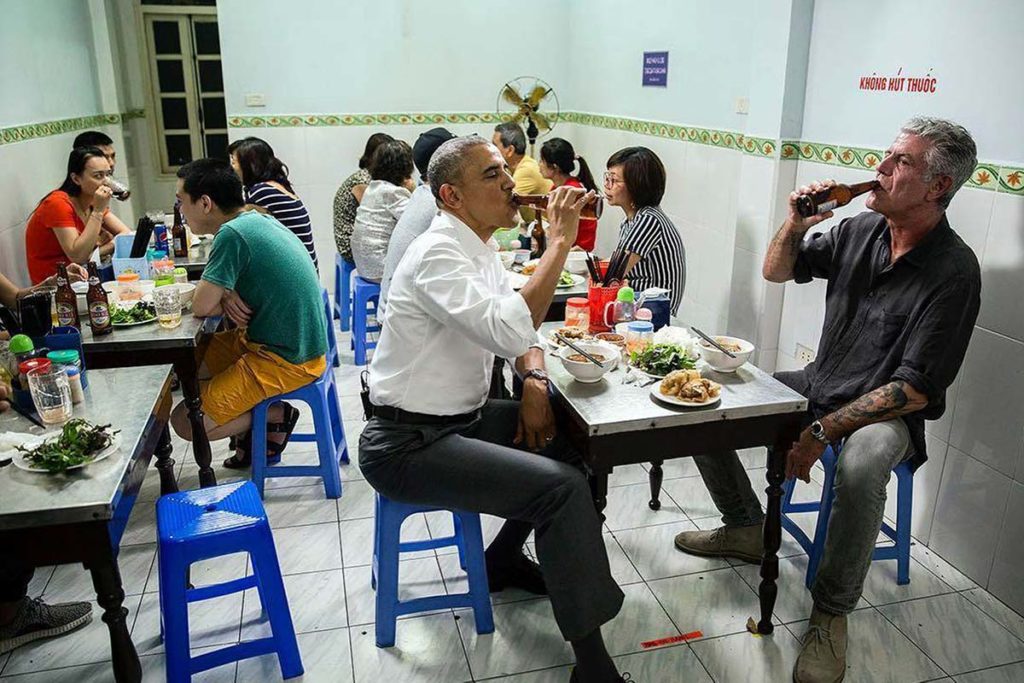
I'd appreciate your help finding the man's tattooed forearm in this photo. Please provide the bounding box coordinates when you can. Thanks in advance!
[823,381,922,438]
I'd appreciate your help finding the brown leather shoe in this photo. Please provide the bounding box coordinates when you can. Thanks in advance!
[673,524,763,564]
[793,606,847,682]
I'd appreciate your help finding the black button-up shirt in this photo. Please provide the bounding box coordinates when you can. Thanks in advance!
[793,210,981,469]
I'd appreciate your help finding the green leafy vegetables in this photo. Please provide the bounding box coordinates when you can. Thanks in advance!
[111,301,156,324]
[17,419,118,473]
[558,271,576,286]
[630,343,697,377]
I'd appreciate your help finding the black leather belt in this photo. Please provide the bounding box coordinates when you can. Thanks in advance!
[369,404,480,426]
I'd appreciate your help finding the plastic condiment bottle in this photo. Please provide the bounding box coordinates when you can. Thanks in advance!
[47,349,82,372]
[117,272,142,301]
[173,267,189,284]
[625,320,654,356]
[66,366,85,404]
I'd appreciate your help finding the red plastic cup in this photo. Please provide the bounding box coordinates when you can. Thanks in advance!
[588,282,622,334]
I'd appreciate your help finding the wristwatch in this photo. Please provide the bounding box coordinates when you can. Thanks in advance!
[524,369,550,385]
[809,420,830,445]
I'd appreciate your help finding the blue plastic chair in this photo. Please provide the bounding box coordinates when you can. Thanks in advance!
[781,442,915,588]
[352,276,381,366]
[250,289,348,499]
[371,494,494,648]
[334,254,356,331]
[156,481,303,682]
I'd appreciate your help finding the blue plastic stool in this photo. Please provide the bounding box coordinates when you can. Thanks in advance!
[781,442,915,588]
[371,494,494,648]
[251,289,348,499]
[352,276,381,366]
[334,254,356,331]
[156,481,303,682]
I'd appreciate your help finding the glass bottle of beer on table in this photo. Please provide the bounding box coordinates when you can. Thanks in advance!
[54,263,80,328]
[172,204,189,259]
[796,180,880,218]
[86,262,112,336]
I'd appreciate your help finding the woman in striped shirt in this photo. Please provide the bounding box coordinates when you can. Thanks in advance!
[229,137,319,270]
[604,147,686,314]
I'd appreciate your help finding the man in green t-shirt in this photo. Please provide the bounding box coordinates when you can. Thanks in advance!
[169,158,327,468]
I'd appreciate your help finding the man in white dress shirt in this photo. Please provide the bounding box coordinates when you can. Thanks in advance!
[360,136,627,683]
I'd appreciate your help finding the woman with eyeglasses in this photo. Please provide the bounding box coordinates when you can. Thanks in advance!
[603,147,686,314]
[24,147,131,284]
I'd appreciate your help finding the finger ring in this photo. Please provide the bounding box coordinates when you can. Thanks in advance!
[545,435,554,442]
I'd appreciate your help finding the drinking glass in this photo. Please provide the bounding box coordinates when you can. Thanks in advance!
[154,286,182,329]
[27,366,73,425]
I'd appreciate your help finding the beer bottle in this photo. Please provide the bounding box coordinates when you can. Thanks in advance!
[796,181,881,218]
[513,193,604,219]
[172,205,189,258]
[531,221,546,258]
[54,263,80,328]
[86,263,112,336]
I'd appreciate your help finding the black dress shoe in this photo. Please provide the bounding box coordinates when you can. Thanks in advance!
[486,553,547,595]
[569,668,633,682]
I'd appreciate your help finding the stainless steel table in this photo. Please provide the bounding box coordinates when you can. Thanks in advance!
[0,366,177,683]
[176,239,213,280]
[81,313,222,487]
[539,322,808,635]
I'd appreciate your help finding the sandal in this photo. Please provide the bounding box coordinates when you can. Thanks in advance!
[222,403,300,469]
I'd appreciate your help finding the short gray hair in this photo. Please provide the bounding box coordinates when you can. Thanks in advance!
[494,122,526,155]
[900,117,977,209]
[427,136,491,202]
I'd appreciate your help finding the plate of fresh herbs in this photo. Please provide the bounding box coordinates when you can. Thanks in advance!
[13,420,121,473]
[630,342,698,379]
[111,301,157,326]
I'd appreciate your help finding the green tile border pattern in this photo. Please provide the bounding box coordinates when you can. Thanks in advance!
[227,110,779,159]
[782,139,1023,196]
[0,109,146,147]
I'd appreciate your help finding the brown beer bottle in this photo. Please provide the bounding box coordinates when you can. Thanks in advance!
[796,181,880,218]
[172,205,189,258]
[513,193,604,219]
[86,263,112,336]
[531,220,546,258]
[54,263,80,328]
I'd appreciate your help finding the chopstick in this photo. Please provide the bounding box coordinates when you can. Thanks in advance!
[9,402,46,429]
[584,253,601,282]
[690,326,737,358]
[603,249,622,285]
[554,333,607,367]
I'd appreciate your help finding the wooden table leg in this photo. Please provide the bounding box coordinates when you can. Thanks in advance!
[648,460,664,510]
[589,468,610,523]
[88,552,141,683]
[174,352,216,488]
[154,425,178,497]
[755,432,794,635]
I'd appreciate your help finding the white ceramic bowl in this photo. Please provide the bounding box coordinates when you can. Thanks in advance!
[103,279,156,298]
[168,282,196,308]
[499,251,515,269]
[557,340,619,383]
[698,335,755,373]
[565,251,590,275]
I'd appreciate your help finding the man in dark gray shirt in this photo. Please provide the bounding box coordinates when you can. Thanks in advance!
[674,117,981,683]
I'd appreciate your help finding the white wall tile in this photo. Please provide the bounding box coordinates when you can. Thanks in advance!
[948,328,1024,478]
[885,434,948,546]
[925,371,961,444]
[987,481,1024,616]
[734,156,776,254]
[726,246,763,343]
[929,446,1013,585]
[976,193,1024,342]
[944,186,994,266]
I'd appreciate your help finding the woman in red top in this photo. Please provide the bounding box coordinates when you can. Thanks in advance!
[25,147,131,284]
[539,138,600,251]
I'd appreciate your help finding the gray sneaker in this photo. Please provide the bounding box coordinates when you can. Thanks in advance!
[0,597,93,654]
[793,607,847,682]
[673,524,763,564]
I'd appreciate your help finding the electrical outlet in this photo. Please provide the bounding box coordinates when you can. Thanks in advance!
[735,96,750,114]
[796,343,815,365]
[244,93,266,107]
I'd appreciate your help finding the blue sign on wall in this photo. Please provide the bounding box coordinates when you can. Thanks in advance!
[643,51,669,87]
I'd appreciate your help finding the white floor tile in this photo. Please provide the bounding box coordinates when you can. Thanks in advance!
[860,556,956,607]
[613,520,729,581]
[274,522,342,575]
[240,569,348,640]
[910,545,978,591]
[643,457,699,479]
[659,476,724,521]
[146,551,249,595]
[436,552,538,608]
[878,593,1024,675]
[139,644,238,682]
[336,479,377,521]
[602,582,680,656]
[344,557,448,626]
[132,591,242,655]
[262,484,339,529]
[607,463,651,488]
[648,567,765,640]
[961,588,1024,643]
[954,661,1024,682]
[603,482,688,531]
[457,598,572,679]
[25,567,53,598]
[690,626,803,682]
[788,607,945,683]
[340,514,432,568]
[43,544,155,603]
[236,627,354,682]
[349,612,472,683]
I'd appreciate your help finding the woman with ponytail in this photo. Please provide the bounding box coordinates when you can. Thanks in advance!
[228,137,319,269]
[539,138,599,251]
